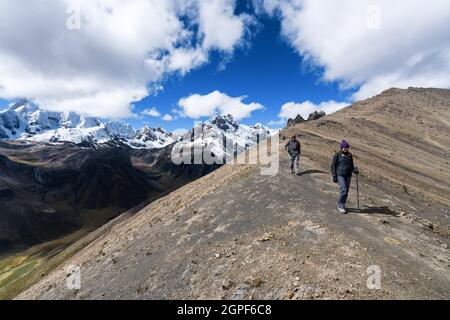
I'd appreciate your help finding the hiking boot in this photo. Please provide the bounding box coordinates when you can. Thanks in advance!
[337,205,347,214]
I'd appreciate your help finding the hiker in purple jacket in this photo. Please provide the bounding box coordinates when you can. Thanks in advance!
[331,140,359,214]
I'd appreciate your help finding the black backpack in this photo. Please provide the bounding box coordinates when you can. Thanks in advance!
[287,140,300,154]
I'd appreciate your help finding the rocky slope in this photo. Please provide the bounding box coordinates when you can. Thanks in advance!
[16,87,450,300]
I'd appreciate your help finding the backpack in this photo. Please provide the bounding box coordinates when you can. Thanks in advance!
[287,140,300,155]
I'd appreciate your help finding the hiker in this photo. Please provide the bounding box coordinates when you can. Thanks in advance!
[331,140,359,214]
[285,135,301,174]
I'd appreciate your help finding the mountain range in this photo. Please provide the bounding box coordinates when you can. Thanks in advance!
[0,99,276,153]
[0,99,175,149]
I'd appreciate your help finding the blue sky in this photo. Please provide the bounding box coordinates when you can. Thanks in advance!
[131,13,353,131]
[1,0,449,131]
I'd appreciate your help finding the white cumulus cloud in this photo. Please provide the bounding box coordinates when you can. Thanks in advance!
[197,0,254,52]
[162,114,175,121]
[0,0,253,118]
[255,0,450,100]
[177,90,264,120]
[278,100,349,120]
[141,107,161,118]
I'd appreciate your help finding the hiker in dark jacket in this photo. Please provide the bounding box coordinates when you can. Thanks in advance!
[285,135,301,174]
[331,140,359,214]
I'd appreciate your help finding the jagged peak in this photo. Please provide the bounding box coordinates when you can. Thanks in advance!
[8,98,39,113]
[212,114,239,131]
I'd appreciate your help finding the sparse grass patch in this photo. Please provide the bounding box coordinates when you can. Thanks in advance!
[0,256,28,274]
[0,228,97,300]
[0,258,39,300]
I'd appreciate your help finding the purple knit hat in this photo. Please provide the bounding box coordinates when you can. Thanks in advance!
[340,140,350,149]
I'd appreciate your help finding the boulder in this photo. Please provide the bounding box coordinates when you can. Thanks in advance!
[307,110,326,121]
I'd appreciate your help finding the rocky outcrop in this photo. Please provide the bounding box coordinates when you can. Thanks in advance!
[287,111,326,127]
[287,115,305,127]
[307,110,326,121]
[212,114,239,131]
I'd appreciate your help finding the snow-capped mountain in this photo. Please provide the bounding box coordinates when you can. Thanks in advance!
[0,99,174,149]
[0,100,275,152]
[127,126,175,149]
[176,114,276,159]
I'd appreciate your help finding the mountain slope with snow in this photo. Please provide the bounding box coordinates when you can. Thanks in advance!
[0,101,274,152]
[0,100,175,148]
[176,114,276,160]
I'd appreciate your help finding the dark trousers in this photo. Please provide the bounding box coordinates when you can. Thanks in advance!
[338,175,352,206]
[289,153,300,173]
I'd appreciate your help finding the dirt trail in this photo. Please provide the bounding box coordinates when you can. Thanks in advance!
[17,150,450,299]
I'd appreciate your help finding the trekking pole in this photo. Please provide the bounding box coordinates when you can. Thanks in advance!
[356,168,360,213]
